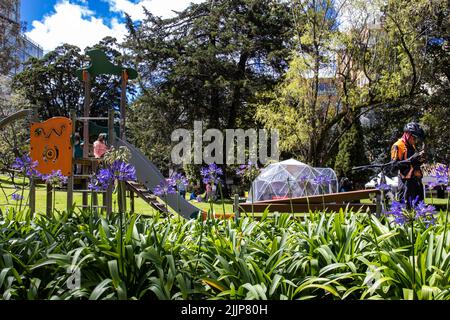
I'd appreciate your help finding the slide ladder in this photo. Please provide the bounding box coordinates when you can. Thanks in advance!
[114,138,200,219]
[126,180,168,214]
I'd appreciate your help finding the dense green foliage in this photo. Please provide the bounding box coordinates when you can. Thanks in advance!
[12,38,135,121]
[255,0,441,166]
[0,76,30,168]
[1,208,450,300]
[334,120,369,187]
[123,0,293,172]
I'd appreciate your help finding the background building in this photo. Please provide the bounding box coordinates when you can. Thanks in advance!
[0,0,43,75]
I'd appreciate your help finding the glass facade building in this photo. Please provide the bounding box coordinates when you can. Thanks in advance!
[1,0,43,75]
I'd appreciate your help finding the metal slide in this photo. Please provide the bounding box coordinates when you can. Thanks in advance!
[114,138,201,219]
[0,109,32,130]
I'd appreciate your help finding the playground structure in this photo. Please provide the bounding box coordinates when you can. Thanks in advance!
[0,50,200,219]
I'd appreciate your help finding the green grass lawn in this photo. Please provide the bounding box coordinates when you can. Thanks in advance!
[0,174,234,215]
[1,174,447,217]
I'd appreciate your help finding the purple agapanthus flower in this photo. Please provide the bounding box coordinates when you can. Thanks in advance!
[375,183,391,191]
[153,178,176,197]
[42,170,68,186]
[425,182,437,190]
[88,161,136,191]
[88,173,109,191]
[313,174,331,186]
[171,172,188,187]
[88,179,102,192]
[111,160,137,181]
[11,193,23,201]
[235,164,247,176]
[236,160,259,176]
[432,164,449,186]
[385,196,437,227]
[385,200,408,225]
[11,154,40,178]
[413,199,437,227]
[98,168,114,187]
[200,163,223,185]
[299,175,310,184]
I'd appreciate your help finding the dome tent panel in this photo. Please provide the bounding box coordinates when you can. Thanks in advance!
[257,165,277,180]
[269,180,290,198]
[288,180,303,196]
[277,180,304,198]
[252,181,274,201]
[247,159,336,202]
[284,164,303,176]
[304,183,317,196]
[268,169,293,183]
[293,166,317,179]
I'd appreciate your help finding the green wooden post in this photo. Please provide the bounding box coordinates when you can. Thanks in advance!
[375,193,381,216]
[82,71,91,159]
[29,179,36,217]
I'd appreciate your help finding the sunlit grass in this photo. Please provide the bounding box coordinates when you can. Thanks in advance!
[0,174,234,215]
[1,174,446,217]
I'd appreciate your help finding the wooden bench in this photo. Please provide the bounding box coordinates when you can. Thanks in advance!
[238,189,381,214]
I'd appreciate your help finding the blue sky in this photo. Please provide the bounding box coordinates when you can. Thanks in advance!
[21,0,204,52]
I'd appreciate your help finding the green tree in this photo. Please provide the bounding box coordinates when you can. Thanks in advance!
[361,0,449,166]
[12,37,132,121]
[124,0,293,172]
[417,1,449,163]
[334,118,369,186]
[255,0,429,166]
[0,75,30,168]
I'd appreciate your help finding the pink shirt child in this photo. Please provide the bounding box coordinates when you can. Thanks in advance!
[93,140,108,158]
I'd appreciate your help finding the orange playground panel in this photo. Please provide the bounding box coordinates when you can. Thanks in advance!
[30,117,73,176]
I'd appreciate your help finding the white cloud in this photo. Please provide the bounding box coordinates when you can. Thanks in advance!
[25,0,205,53]
[107,0,205,21]
[25,0,127,52]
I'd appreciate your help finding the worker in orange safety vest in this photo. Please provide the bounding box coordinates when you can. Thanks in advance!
[391,122,426,208]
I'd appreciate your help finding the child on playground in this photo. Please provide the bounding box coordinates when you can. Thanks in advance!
[205,182,213,201]
[93,133,109,158]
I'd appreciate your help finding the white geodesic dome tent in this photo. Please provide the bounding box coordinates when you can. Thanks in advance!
[247,159,338,202]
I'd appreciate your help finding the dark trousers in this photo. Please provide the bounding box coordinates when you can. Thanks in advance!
[397,176,424,208]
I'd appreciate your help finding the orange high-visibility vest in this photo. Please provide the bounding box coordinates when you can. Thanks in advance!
[391,139,422,179]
